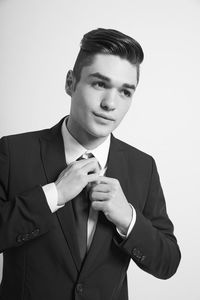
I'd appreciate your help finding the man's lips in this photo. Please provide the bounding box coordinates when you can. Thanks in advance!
[93,112,115,121]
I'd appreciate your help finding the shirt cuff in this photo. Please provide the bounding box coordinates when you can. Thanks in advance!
[116,203,136,239]
[42,183,64,213]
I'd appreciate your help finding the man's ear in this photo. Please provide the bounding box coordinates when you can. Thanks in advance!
[65,70,76,96]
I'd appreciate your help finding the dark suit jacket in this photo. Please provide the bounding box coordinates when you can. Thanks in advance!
[0,118,181,300]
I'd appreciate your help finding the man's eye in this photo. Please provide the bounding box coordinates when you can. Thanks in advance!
[92,81,106,88]
[121,89,131,98]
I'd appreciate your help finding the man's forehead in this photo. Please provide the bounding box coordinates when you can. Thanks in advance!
[83,54,138,86]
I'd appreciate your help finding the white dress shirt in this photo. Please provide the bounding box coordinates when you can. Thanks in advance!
[42,118,136,248]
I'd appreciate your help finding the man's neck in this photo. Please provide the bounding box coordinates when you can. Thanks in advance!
[66,118,108,150]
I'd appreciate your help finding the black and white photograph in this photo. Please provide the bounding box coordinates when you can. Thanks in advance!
[0,0,199,299]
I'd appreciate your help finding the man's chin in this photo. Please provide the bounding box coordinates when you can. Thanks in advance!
[89,127,112,139]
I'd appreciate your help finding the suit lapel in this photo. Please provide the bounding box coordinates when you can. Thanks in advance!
[40,118,82,272]
[106,135,129,193]
[80,135,129,278]
[56,201,82,271]
[40,118,66,183]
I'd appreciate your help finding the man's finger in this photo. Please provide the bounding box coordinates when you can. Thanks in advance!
[82,159,100,174]
[91,183,110,193]
[96,176,117,184]
[87,173,100,183]
[76,157,97,167]
[90,191,109,201]
[91,201,107,212]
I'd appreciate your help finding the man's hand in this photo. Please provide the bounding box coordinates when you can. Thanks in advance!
[90,177,132,234]
[55,158,100,205]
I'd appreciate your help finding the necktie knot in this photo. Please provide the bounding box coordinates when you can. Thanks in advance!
[78,152,94,160]
[83,152,94,159]
[76,152,94,162]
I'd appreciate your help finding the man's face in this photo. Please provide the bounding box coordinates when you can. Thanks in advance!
[67,54,138,147]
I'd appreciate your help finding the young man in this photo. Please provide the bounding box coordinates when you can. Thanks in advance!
[0,28,181,300]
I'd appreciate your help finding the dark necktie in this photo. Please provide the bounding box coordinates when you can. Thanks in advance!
[72,152,93,262]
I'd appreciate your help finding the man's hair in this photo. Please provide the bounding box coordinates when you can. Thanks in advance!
[73,28,144,85]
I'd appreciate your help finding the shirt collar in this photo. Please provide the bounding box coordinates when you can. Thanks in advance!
[61,117,110,169]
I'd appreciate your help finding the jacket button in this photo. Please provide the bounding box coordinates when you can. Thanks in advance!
[31,228,40,237]
[76,283,83,294]
[140,255,146,262]
[132,248,143,260]
[16,235,22,243]
[22,233,30,241]
[132,248,139,256]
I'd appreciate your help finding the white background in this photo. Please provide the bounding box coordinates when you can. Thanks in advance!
[0,0,200,299]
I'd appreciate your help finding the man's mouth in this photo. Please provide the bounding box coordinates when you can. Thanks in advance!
[93,112,115,121]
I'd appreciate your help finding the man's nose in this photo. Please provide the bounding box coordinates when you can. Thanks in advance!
[100,89,116,111]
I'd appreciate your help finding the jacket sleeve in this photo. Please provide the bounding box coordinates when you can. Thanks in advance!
[114,157,181,279]
[0,137,55,253]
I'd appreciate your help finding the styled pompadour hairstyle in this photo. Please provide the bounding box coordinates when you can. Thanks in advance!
[73,28,144,85]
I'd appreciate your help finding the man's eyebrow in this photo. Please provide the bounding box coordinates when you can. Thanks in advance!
[122,83,136,91]
[88,72,110,82]
[88,72,136,90]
